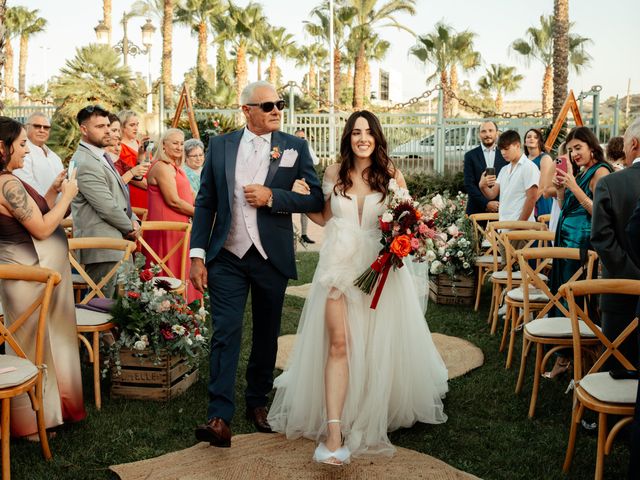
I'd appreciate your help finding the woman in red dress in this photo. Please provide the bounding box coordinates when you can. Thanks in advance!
[145,128,201,302]
[118,110,148,209]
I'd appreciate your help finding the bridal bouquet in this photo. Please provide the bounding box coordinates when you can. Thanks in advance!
[354,178,437,309]
[107,253,210,375]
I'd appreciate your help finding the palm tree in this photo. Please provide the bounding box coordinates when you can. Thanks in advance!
[295,43,328,99]
[10,6,46,105]
[103,0,112,44]
[363,33,390,103]
[265,27,297,87]
[449,29,481,116]
[477,64,523,113]
[552,0,569,120]
[511,14,591,114]
[175,0,223,89]
[3,6,20,100]
[304,1,356,106]
[0,0,7,108]
[347,0,416,109]
[211,2,266,106]
[248,22,271,81]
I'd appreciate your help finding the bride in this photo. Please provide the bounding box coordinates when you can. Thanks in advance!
[267,111,448,465]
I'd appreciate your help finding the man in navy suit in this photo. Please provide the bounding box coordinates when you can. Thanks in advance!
[191,81,324,447]
[463,121,508,215]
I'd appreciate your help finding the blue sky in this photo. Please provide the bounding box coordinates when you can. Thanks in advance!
[19,0,640,104]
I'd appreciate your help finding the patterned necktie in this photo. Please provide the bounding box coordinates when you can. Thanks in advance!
[103,153,132,218]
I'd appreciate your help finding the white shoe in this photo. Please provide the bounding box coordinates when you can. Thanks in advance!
[313,442,351,466]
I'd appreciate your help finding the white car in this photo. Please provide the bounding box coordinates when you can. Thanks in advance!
[390,125,477,159]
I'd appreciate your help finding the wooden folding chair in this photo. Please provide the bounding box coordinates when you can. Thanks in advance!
[68,237,136,409]
[132,207,148,222]
[486,221,548,334]
[537,213,551,229]
[469,212,499,311]
[138,221,192,297]
[514,247,598,417]
[0,265,60,480]
[560,279,640,480]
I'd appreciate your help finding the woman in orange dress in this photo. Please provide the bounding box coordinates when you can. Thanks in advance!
[118,110,148,209]
[145,128,201,302]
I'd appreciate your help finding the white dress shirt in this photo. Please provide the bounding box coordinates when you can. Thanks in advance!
[482,144,497,169]
[495,154,540,222]
[13,139,64,196]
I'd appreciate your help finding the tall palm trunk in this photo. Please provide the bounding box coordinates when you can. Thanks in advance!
[352,43,366,109]
[440,69,449,118]
[495,90,504,113]
[449,64,459,117]
[363,61,371,105]
[4,38,14,99]
[197,21,208,80]
[542,65,553,114]
[346,65,353,88]
[235,43,248,106]
[0,0,6,107]
[308,64,316,96]
[333,48,341,106]
[256,56,262,81]
[18,34,28,105]
[552,0,569,121]
[103,0,112,45]
[268,56,277,85]
[162,0,175,108]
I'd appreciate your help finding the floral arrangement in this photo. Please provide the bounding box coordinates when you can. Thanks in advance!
[270,146,281,161]
[354,178,437,309]
[107,253,210,375]
[422,191,475,279]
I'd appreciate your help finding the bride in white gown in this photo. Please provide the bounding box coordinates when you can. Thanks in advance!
[267,111,448,465]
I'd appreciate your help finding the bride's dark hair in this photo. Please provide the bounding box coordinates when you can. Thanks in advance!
[0,116,24,171]
[334,110,395,199]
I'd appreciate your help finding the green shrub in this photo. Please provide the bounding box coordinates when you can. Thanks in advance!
[405,171,465,200]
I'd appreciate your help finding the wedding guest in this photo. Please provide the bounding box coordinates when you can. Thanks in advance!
[0,116,86,438]
[592,117,640,369]
[183,138,205,197]
[548,142,567,234]
[118,110,148,208]
[109,113,149,186]
[13,112,63,196]
[545,126,612,378]
[463,121,507,215]
[524,128,553,218]
[606,136,625,171]
[145,128,200,301]
[294,128,318,244]
[268,111,448,465]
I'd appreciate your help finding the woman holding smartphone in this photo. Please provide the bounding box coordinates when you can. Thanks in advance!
[545,126,612,378]
[118,110,148,208]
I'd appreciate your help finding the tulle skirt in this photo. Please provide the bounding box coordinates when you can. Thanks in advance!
[268,216,448,457]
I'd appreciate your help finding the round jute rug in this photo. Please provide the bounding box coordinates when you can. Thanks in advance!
[110,433,479,480]
[275,333,483,380]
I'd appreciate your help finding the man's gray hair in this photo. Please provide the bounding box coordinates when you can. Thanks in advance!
[625,117,640,142]
[240,81,276,106]
[26,112,50,125]
[184,138,205,155]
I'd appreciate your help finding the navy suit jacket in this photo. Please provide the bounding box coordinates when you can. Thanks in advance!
[191,128,324,280]
[463,145,507,215]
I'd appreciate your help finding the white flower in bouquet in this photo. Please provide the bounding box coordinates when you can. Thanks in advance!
[388,178,399,192]
[381,211,394,223]
[140,334,149,346]
[432,194,445,210]
[426,250,437,262]
[463,262,470,269]
[447,224,460,237]
[185,337,193,346]
[171,324,186,336]
[458,237,469,247]
[195,334,205,342]
[133,340,146,351]
[457,250,464,257]
[156,299,171,312]
[437,246,446,256]
[430,260,444,275]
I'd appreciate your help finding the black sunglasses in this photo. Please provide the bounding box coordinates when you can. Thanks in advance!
[245,100,285,112]
[28,123,51,131]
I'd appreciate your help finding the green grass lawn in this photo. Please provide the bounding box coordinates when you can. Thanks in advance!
[11,251,629,479]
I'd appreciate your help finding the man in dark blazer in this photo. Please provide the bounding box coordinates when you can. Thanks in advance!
[591,117,640,371]
[190,81,324,448]
[463,121,508,215]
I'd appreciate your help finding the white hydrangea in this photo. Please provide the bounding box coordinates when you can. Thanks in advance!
[430,260,444,275]
[426,250,436,262]
[171,324,186,336]
[134,340,146,351]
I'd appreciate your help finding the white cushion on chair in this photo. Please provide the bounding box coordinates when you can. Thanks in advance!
[492,271,548,282]
[75,308,112,326]
[580,372,638,404]
[475,255,502,265]
[154,276,182,290]
[481,239,491,249]
[0,355,37,388]
[525,317,599,338]
[506,287,549,302]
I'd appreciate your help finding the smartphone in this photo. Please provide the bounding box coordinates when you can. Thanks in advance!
[608,369,637,380]
[555,155,568,173]
[67,159,76,179]
[485,167,496,176]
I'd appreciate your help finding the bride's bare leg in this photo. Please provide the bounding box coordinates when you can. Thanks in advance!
[324,290,348,453]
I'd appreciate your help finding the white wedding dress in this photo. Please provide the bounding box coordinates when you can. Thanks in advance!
[268,181,448,457]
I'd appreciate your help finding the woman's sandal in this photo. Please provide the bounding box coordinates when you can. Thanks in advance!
[313,419,351,466]
[542,358,572,379]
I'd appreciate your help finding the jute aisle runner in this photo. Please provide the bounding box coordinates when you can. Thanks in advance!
[111,433,479,480]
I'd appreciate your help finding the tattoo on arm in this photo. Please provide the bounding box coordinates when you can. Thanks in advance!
[2,179,34,222]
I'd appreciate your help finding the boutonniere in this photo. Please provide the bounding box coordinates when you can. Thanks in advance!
[270,146,281,162]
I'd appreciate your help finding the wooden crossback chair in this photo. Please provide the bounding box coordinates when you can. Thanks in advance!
[537,213,551,229]
[138,221,192,297]
[60,217,73,239]
[514,247,598,417]
[0,265,60,480]
[68,237,136,409]
[499,230,555,368]
[486,221,548,334]
[560,279,640,480]
[469,212,499,311]
[132,207,149,223]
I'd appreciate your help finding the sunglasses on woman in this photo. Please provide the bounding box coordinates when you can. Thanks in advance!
[245,100,285,112]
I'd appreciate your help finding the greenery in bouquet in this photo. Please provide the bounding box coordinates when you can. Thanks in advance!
[422,191,475,279]
[107,253,210,376]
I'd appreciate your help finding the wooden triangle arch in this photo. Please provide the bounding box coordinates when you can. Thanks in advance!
[544,90,583,151]
[170,84,200,140]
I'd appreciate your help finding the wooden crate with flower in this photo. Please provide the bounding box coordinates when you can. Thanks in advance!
[423,192,477,305]
[108,254,210,401]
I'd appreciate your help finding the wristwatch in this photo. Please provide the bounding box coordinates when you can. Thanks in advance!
[266,194,273,208]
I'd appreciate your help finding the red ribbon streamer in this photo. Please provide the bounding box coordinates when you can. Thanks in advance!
[370,252,392,309]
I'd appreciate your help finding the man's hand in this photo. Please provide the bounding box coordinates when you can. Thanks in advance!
[244,184,272,207]
[190,258,208,293]
[486,201,499,213]
[125,219,141,240]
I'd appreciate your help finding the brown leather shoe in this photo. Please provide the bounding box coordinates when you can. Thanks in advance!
[246,406,274,433]
[195,417,231,447]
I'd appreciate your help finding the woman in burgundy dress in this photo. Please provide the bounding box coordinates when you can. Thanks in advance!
[0,117,86,437]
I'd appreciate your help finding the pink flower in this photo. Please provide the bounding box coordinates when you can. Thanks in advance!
[447,225,460,237]
[418,223,428,234]
[270,146,281,160]
[410,237,420,250]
